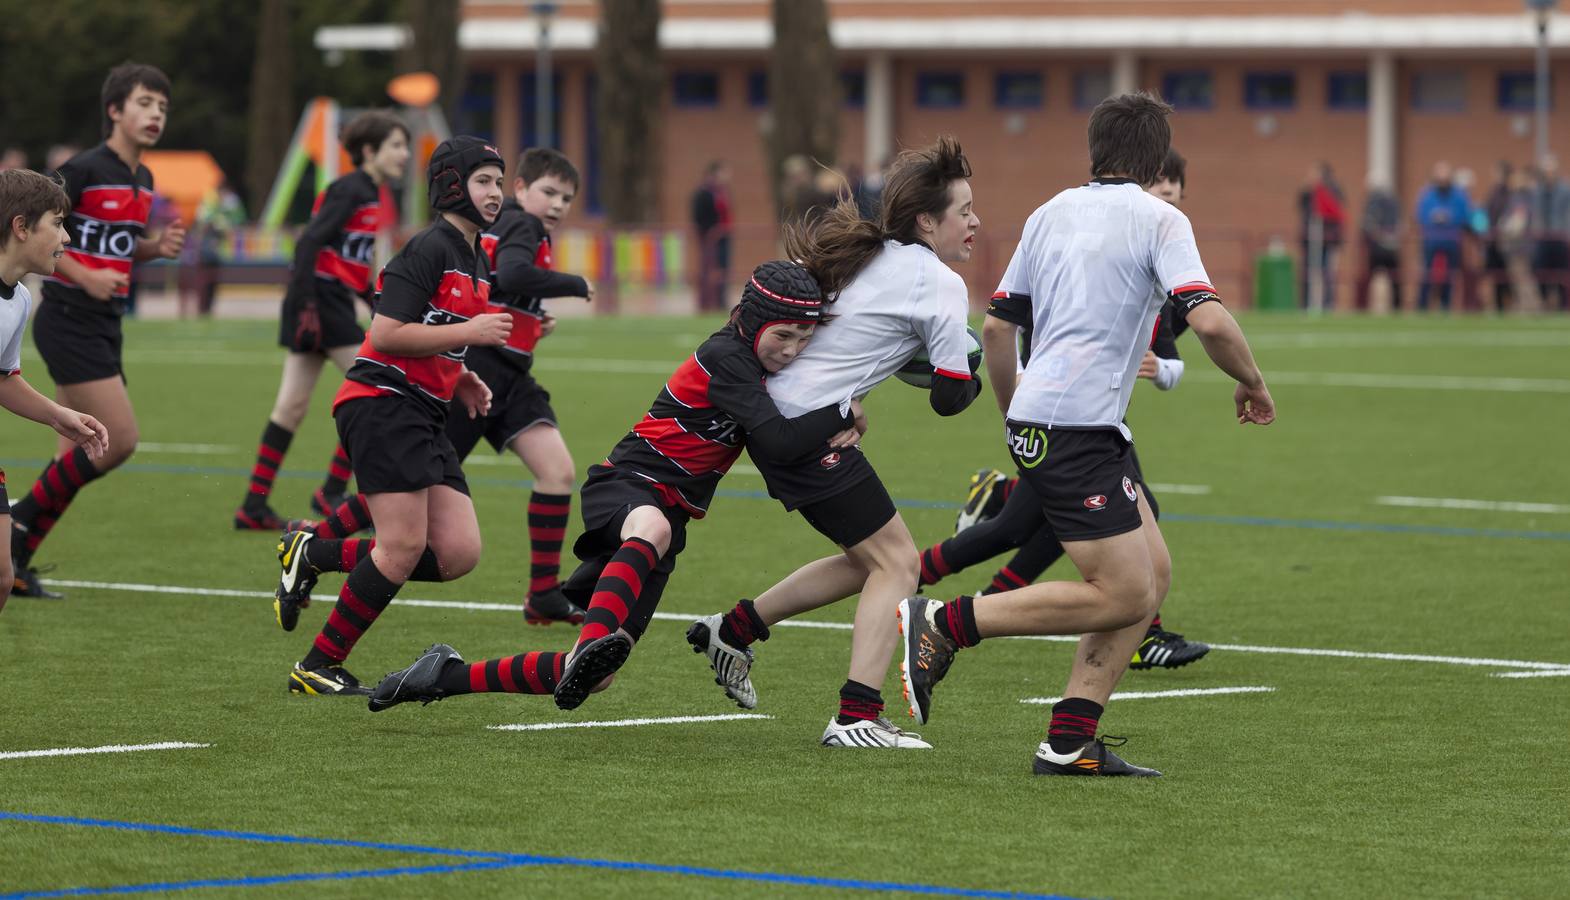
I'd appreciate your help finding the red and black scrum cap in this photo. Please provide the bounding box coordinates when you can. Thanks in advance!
[736,260,824,348]
[428,135,505,227]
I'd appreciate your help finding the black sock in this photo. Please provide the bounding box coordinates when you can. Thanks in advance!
[836,679,884,725]
[1047,697,1104,754]
[245,421,294,509]
[933,596,982,648]
[718,598,769,647]
[409,547,443,582]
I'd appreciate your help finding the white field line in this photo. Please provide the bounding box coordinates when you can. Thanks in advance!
[726,463,1213,496]
[1376,495,1570,515]
[135,442,241,455]
[1188,369,1570,394]
[0,742,210,761]
[41,579,1570,674]
[489,714,771,732]
[1492,669,1570,679]
[1020,686,1276,705]
[1247,330,1570,349]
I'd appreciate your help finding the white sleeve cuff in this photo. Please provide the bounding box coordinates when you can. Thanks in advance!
[1154,357,1185,391]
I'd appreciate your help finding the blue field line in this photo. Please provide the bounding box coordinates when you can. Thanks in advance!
[4,455,1565,542]
[0,811,1082,899]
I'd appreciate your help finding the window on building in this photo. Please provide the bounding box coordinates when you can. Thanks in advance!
[748,70,768,108]
[1244,72,1296,110]
[673,71,721,108]
[995,71,1044,109]
[456,71,496,141]
[1327,71,1369,111]
[1411,71,1466,112]
[916,71,965,108]
[518,73,563,149]
[1498,71,1548,111]
[1073,70,1112,110]
[841,70,866,108]
[1162,70,1214,110]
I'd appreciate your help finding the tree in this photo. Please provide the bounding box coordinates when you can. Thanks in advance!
[596,0,662,225]
[399,0,465,120]
[766,0,838,217]
[246,0,294,209]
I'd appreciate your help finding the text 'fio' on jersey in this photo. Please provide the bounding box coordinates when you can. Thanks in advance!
[42,144,154,316]
[299,170,387,299]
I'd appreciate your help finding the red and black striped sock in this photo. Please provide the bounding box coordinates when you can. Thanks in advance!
[835,679,884,726]
[437,651,564,695]
[10,447,103,559]
[933,595,982,648]
[320,443,352,498]
[918,542,951,587]
[982,564,1029,596]
[1047,697,1104,754]
[303,555,401,667]
[527,491,571,596]
[302,537,376,574]
[313,494,372,539]
[574,537,658,649]
[717,598,769,647]
[245,422,293,508]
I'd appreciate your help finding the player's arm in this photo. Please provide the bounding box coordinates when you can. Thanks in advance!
[492,214,591,299]
[915,271,982,417]
[1181,296,1273,425]
[1141,304,1184,390]
[0,374,109,458]
[983,291,1029,414]
[134,221,185,261]
[369,262,511,357]
[285,183,359,298]
[706,354,853,464]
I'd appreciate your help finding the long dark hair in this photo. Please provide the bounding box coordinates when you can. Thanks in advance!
[783,136,970,298]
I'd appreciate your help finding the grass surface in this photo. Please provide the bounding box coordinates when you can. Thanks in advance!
[1,312,1567,899]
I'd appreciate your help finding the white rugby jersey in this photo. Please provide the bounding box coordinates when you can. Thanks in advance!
[996,180,1211,435]
[767,240,972,418]
[0,280,32,375]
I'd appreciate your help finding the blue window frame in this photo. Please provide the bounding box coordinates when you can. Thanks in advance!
[1411,71,1466,112]
[1244,72,1296,110]
[1498,72,1547,111]
[518,73,563,149]
[1161,70,1214,110]
[673,71,720,108]
[455,71,496,141]
[841,70,866,108]
[916,71,965,109]
[1073,70,1111,110]
[995,71,1044,109]
[1327,71,1369,111]
[748,70,768,108]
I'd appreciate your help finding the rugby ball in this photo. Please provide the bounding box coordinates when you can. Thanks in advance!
[894,326,983,389]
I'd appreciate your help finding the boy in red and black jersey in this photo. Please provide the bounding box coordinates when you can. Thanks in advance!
[447,148,593,625]
[272,137,513,696]
[365,260,864,713]
[10,63,185,599]
[234,112,411,531]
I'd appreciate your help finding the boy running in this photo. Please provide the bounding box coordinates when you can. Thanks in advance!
[898,94,1275,776]
[0,170,110,612]
[10,63,184,598]
[234,111,411,530]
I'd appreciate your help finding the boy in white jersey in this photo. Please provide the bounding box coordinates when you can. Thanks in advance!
[0,170,110,613]
[898,93,1275,776]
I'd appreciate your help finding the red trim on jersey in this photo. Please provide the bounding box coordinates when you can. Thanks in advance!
[1170,282,1216,295]
[630,419,741,475]
[334,270,491,412]
[663,355,711,408]
[314,250,372,292]
[1148,315,1162,350]
[935,368,973,381]
[75,186,153,224]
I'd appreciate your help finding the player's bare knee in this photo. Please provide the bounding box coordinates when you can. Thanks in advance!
[431,534,482,580]
[623,507,671,556]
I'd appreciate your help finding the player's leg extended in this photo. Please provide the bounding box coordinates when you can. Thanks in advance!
[421,484,482,582]
[236,352,324,529]
[311,345,360,514]
[0,512,12,614]
[510,423,581,623]
[920,477,1045,588]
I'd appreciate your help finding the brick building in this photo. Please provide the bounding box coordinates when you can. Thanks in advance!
[322,0,1570,307]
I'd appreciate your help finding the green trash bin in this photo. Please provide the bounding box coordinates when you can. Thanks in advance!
[1254,249,1297,311]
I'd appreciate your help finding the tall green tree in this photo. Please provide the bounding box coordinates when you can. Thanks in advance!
[766,0,838,216]
[596,0,662,225]
[246,0,294,209]
[398,0,464,120]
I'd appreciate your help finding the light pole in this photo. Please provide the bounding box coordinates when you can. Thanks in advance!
[1528,0,1558,166]
[534,1,559,148]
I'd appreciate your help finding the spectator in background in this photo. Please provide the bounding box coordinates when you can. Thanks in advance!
[1532,155,1570,311]
[180,177,246,318]
[1356,172,1402,312]
[45,145,79,173]
[855,155,889,222]
[1482,161,1514,311]
[779,154,815,224]
[691,159,733,313]
[1497,165,1542,313]
[1415,161,1471,312]
[0,148,25,171]
[1298,162,1345,310]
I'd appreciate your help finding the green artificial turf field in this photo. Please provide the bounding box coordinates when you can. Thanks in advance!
[1,312,1566,899]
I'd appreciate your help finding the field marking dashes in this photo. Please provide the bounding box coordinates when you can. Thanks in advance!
[0,742,209,761]
[1376,495,1570,515]
[488,714,771,732]
[1492,669,1570,679]
[1020,686,1275,705]
[38,579,1570,676]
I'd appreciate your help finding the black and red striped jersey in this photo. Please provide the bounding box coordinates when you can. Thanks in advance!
[477,198,589,371]
[601,326,852,518]
[42,144,154,316]
[334,218,491,419]
[290,170,385,303]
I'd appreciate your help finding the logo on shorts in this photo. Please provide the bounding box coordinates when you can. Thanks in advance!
[1083,494,1107,510]
[1123,476,1138,502]
[820,452,841,469]
[1009,425,1049,469]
